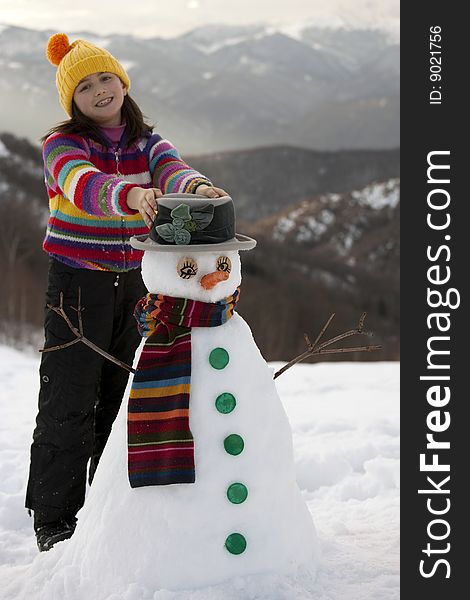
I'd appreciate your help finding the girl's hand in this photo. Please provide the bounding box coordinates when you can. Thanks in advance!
[127,187,162,228]
[196,184,228,198]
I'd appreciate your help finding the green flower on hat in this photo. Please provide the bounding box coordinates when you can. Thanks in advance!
[174,229,191,244]
[156,203,214,245]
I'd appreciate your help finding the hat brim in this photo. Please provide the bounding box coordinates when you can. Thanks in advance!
[130,233,257,252]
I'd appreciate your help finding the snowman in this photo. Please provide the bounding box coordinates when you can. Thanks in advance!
[48,194,319,594]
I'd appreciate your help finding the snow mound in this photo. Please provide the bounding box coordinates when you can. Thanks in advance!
[0,345,399,599]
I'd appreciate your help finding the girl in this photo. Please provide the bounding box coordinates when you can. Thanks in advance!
[25,33,227,552]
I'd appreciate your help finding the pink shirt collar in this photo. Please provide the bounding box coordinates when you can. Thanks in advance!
[99,123,126,144]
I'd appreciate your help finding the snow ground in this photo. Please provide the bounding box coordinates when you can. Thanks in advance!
[0,345,399,599]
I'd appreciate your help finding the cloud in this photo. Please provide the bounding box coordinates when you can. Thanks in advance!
[1,0,399,39]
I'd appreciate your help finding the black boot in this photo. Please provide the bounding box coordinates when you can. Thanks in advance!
[35,517,77,552]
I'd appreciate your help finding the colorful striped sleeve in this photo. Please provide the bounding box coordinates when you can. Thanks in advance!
[148,136,212,194]
[43,133,139,217]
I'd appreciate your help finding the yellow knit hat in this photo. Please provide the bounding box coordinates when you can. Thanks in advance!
[46,33,131,117]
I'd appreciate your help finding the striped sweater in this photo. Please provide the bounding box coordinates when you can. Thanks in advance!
[42,131,212,271]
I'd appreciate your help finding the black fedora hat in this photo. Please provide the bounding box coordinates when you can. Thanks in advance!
[130,194,256,253]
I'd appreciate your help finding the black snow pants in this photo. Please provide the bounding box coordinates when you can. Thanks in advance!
[25,258,147,528]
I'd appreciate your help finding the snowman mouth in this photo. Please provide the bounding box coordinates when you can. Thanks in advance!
[95,97,113,107]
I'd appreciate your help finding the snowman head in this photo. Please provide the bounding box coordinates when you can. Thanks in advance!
[131,194,256,303]
[141,250,241,303]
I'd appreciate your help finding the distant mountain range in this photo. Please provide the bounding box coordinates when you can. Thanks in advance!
[188,146,399,222]
[249,178,400,276]
[0,132,399,360]
[0,23,399,154]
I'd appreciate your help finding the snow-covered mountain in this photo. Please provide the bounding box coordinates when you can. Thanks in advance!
[0,23,399,153]
[253,179,400,271]
[238,178,400,361]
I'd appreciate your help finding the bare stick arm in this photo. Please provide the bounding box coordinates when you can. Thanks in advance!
[273,313,381,379]
[39,290,136,374]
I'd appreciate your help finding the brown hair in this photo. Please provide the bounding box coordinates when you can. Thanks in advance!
[40,94,154,148]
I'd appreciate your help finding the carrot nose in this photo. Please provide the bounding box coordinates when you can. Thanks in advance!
[200,270,229,290]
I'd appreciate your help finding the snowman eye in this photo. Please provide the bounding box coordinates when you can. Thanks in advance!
[216,256,231,273]
[177,257,198,279]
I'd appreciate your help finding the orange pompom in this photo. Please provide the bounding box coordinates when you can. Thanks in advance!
[46,33,71,66]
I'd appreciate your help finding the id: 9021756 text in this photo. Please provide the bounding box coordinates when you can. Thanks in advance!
[429,26,442,105]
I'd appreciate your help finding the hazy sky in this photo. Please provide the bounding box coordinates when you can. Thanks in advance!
[1,0,399,38]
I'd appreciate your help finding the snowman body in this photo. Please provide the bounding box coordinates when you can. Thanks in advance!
[53,249,318,592]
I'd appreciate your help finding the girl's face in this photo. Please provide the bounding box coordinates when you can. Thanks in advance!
[73,72,127,126]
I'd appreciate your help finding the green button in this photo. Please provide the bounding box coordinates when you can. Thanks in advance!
[227,482,248,504]
[224,434,244,456]
[225,533,247,555]
[209,348,229,369]
[215,392,236,414]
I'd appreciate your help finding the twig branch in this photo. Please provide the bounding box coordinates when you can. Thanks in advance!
[70,286,84,333]
[39,289,136,374]
[309,312,335,350]
[273,313,381,379]
[42,338,82,352]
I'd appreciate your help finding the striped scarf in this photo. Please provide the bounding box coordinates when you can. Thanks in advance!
[128,290,240,487]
